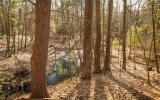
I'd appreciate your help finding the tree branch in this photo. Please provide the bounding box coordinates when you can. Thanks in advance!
[26,0,36,6]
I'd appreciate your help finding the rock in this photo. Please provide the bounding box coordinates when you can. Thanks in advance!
[47,73,58,85]
[13,67,30,78]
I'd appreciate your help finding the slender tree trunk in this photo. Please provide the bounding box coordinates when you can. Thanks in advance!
[24,1,28,48]
[11,19,16,53]
[5,0,11,56]
[122,0,127,70]
[31,0,51,98]
[128,30,132,59]
[79,0,83,66]
[146,37,153,84]
[152,0,159,73]
[94,0,102,73]
[17,7,22,50]
[102,0,106,67]
[104,0,113,71]
[81,0,93,79]
[21,23,24,49]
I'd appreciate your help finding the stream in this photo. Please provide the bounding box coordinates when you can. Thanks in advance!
[0,57,80,100]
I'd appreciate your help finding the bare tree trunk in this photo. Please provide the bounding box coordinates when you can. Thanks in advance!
[24,1,28,48]
[11,19,16,53]
[5,0,11,56]
[17,7,22,50]
[31,0,51,98]
[79,0,83,66]
[104,0,113,71]
[94,0,102,73]
[146,37,153,84]
[102,0,106,67]
[128,30,132,59]
[81,0,93,79]
[122,0,127,70]
[152,0,159,73]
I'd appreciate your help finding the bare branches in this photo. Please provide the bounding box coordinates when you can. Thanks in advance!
[25,0,35,6]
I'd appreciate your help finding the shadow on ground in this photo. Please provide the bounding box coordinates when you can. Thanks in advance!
[94,74,107,100]
[107,73,153,100]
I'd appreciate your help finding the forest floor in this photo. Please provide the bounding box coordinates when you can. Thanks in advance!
[46,58,160,100]
[15,55,160,100]
[0,45,160,100]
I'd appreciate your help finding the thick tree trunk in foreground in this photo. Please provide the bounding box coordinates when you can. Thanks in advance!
[104,0,113,71]
[31,0,51,98]
[81,0,93,79]
[122,0,127,70]
[94,0,102,73]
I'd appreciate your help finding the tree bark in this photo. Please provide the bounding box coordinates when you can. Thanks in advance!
[81,0,93,79]
[152,0,159,73]
[94,0,102,73]
[122,0,127,70]
[24,0,28,48]
[31,0,51,98]
[104,0,113,71]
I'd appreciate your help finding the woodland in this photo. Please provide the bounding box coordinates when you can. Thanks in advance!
[0,0,160,100]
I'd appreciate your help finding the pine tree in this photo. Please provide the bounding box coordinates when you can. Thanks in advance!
[31,0,51,98]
